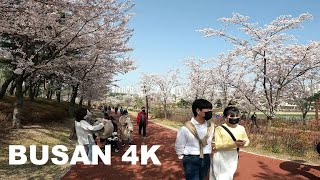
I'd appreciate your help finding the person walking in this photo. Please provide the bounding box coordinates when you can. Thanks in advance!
[250,112,259,129]
[209,105,250,180]
[136,107,148,137]
[74,108,106,163]
[115,106,119,115]
[120,106,124,115]
[119,110,133,146]
[175,99,215,180]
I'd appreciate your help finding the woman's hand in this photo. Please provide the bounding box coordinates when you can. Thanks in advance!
[235,140,246,147]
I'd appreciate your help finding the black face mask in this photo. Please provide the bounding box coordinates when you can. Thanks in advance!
[142,110,145,112]
[203,111,213,121]
[229,118,240,124]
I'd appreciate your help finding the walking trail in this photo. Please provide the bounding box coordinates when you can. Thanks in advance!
[62,112,320,180]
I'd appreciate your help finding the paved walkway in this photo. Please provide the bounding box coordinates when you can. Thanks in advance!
[62,112,320,180]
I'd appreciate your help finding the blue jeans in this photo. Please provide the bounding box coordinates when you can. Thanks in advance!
[84,136,95,162]
[183,154,210,180]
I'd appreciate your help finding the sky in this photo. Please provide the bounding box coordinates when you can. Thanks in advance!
[115,0,320,89]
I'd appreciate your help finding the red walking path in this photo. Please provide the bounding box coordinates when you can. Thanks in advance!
[62,112,320,180]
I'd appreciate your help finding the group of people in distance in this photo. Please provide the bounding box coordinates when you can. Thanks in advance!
[73,98,249,179]
[73,106,149,163]
[175,99,250,180]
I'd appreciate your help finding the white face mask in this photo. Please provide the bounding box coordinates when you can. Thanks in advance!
[84,110,92,119]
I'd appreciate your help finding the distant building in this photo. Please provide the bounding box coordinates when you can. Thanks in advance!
[111,86,138,95]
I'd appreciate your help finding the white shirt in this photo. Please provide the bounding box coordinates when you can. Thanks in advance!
[175,117,215,159]
[75,120,104,145]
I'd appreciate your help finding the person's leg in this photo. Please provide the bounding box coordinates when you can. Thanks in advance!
[199,154,211,180]
[114,140,120,152]
[128,136,132,145]
[88,143,93,162]
[183,155,201,180]
[110,140,119,152]
[143,121,147,137]
[254,120,259,128]
[84,144,89,157]
[139,122,143,135]
[250,121,253,131]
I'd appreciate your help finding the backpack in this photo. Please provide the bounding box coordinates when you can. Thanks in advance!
[184,121,215,158]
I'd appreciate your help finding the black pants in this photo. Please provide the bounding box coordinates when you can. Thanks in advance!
[101,137,119,150]
[251,119,259,129]
[139,121,147,136]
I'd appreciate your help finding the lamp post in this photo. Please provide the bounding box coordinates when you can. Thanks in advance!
[143,85,149,118]
[311,79,318,128]
[315,93,319,127]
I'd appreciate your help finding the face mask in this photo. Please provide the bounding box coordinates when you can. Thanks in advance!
[142,110,145,112]
[203,111,212,121]
[229,118,240,124]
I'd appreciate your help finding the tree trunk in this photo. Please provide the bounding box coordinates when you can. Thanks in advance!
[13,74,24,129]
[46,89,50,99]
[302,113,307,125]
[46,79,54,100]
[0,74,15,99]
[23,84,29,96]
[164,100,167,119]
[69,84,79,117]
[146,94,149,117]
[56,81,62,102]
[56,90,61,102]
[267,116,272,129]
[9,80,16,95]
[49,90,53,100]
[88,99,92,109]
[79,96,83,106]
[315,97,319,127]
[28,83,35,101]
[34,82,41,98]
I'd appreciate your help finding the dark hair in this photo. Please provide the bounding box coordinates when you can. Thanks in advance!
[192,99,213,117]
[104,112,109,119]
[75,107,88,122]
[122,110,128,115]
[141,107,145,109]
[223,105,240,118]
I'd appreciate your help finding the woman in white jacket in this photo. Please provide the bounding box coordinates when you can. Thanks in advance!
[75,108,105,162]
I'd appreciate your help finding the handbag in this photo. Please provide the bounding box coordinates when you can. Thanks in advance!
[69,124,78,141]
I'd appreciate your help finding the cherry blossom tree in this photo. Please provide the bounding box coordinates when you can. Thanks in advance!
[199,13,320,125]
[183,57,215,101]
[141,69,180,119]
[0,0,135,128]
[286,70,320,124]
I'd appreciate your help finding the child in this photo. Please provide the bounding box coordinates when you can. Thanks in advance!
[209,105,249,180]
